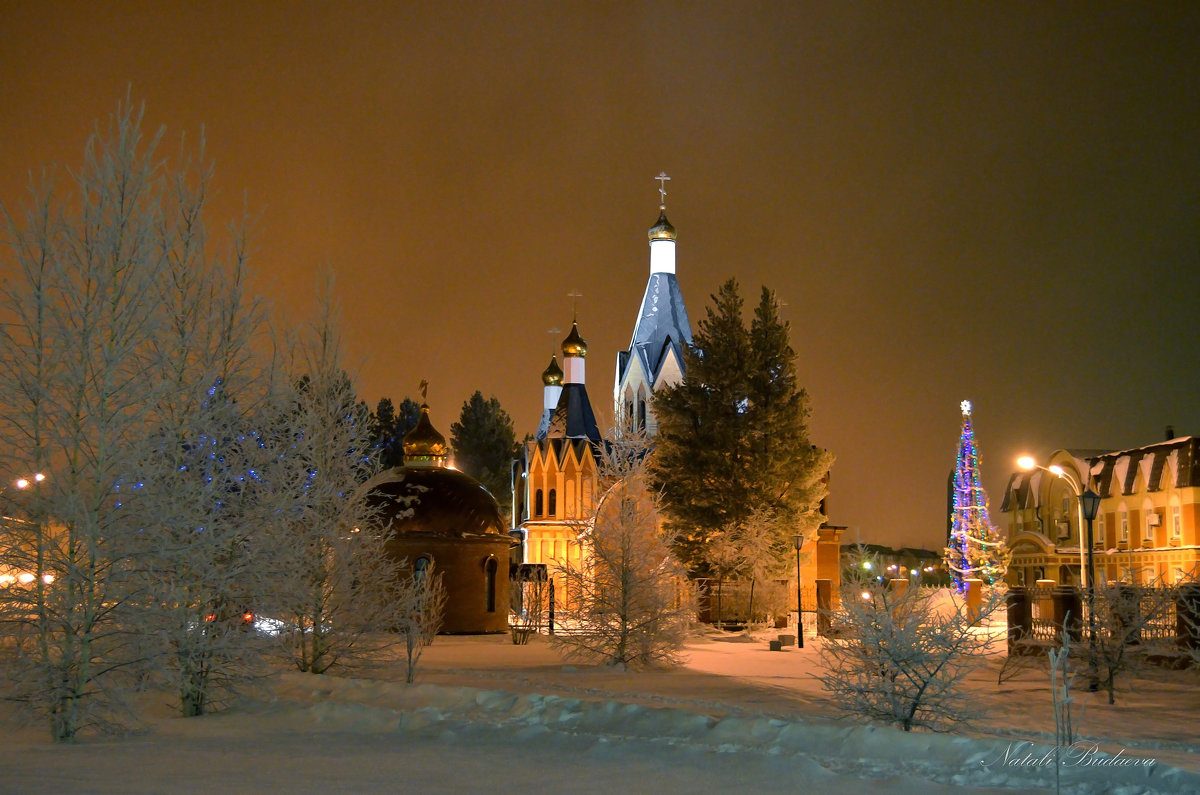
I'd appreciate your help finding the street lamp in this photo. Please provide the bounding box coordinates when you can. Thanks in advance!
[1080,488,1101,690]
[1017,457,1089,589]
[14,473,45,490]
[793,534,804,649]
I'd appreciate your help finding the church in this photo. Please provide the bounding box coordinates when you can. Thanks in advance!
[511,175,841,623]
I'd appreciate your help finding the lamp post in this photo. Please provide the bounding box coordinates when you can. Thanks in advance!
[1080,488,1101,690]
[1017,457,1089,590]
[793,534,804,649]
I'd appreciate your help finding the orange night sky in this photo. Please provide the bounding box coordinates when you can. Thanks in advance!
[2,2,1198,550]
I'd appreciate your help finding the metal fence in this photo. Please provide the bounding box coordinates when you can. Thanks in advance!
[1009,583,1197,652]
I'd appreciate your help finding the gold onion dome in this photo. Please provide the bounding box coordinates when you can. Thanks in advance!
[402,403,448,461]
[561,320,588,358]
[648,208,677,242]
[542,354,564,385]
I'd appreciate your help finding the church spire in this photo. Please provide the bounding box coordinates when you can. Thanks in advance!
[615,174,694,435]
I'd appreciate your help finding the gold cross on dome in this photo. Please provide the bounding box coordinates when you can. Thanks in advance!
[655,172,670,208]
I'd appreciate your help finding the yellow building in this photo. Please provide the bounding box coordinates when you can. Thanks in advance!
[514,321,601,608]
[1000,434,1200,586]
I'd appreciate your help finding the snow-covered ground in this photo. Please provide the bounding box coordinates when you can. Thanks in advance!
[3,628,1199,794]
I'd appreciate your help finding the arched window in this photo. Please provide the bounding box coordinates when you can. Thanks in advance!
[565,480,576,518]
[535,489,544,517]
[414,555,431,582]
[484,556,498,613]
[548,488,557,517]
[638,398,647,431]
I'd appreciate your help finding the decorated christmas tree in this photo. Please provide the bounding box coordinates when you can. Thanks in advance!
[945,400,1007,590]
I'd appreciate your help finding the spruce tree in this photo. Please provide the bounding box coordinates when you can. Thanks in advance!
[945,400,1007,590]
[450,391,517,517]
[369,396,422,469]
[747,287,832,556]
[651,279,831,577]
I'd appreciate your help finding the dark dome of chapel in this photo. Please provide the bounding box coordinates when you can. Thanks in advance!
[367,467,506,538]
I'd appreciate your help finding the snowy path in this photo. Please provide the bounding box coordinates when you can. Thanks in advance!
[2,633,1198,793]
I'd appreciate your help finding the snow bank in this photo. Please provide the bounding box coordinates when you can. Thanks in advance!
[265,672,1200,793]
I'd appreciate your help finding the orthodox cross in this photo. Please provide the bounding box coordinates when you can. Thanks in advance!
[567,289,583,318]
[655,172,670,208]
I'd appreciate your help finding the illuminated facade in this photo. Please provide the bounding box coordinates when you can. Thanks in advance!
[613,173,693,436]
[999,434,1200,586]
[514,321,601,607]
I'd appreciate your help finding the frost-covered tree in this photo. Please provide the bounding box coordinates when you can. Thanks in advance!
[0,98,259,739]
[509,566,548,643]
[1085,579,1177,705]
[117,165,281,717]
[818,570,1003,732]
[129,379,278,717]
[262,271,410,675]
[552,427,693,668]
[396,560,447,684]
[732,507,790,623]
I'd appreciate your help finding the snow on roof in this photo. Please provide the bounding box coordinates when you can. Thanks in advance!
[621,272,693,387]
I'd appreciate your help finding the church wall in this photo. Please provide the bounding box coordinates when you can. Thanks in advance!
[385,534,511,634]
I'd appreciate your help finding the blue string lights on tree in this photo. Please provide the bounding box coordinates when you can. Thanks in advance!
[945,400,1007,591]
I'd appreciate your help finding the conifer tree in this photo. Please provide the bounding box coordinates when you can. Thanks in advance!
[945,400,1007,590]
[651,279,832,578]
[450,391,517,516]
[369,398,406,469]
